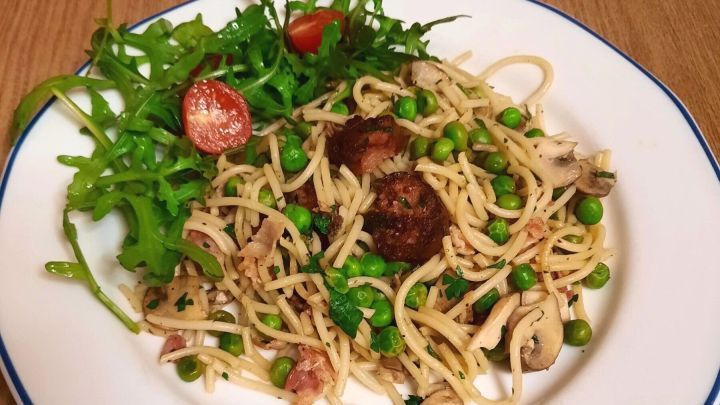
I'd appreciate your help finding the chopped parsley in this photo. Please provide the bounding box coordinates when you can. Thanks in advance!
[273,266,281,274]
[146,299,159,309]
[426,345,439,359]
[370,331,380,352]
[202,242,210,249]
[442,274,469,300]
[300,251,325,273]
[596,171,616,179]
[458,370,466,380]
[455,265,464,277]
[174,292,192,312]
[405,395,423,405]
[398,197,412,209]
[222,372,229,381]
[223,223,237,241]
[568,294,579,307]
[312,213,332,235]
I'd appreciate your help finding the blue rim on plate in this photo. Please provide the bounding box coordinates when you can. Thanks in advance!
[0,1,718,404]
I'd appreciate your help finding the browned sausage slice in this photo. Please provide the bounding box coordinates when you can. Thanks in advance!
[365,172,449,263]
[327,115,409,175]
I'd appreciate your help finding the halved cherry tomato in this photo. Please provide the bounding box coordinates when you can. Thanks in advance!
[182,80,252,155]
[287,9,345,54]
[189,54,234,78]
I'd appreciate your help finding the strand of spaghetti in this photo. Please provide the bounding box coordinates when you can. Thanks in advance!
[348,277,396,302]
[571,283,591,324]
[262,163,286,210]
[119,284,141,313]
[418,259,449,283]
[160,346,241,368]
[248,176,268,227]
[311,308,341,370]
[415,160,467,187]
[332,215,364,268]
[393,255,473,403]
[184,220,236,255]
[398,352,428,394]
[276,296,303,335]
[241,327,270,369]
[204,360,216,393]
[190,210,229,229]
[334,330,351,396]
[211,164,257,188]
[456,191,513,256]
[145,315,244,334]
[204,197,309,262]
[466,183,490,221]
[281,135,326,193]
[242,297,323,348]
[303,109,350,124]
[395,118,435,137]
[447,265,513,319]
[379,379,404,405]
[407,310,467,351]
[349,362,385,394]
[477,55,554,107]
[267,133,285,184]
[508,307,544,403]
[205,359,295,401]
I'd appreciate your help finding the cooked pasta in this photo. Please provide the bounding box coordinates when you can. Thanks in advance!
[137,53,616,405]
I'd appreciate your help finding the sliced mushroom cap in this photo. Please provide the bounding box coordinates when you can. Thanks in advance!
[422,387,463,405]
[143,275,207,324]
[411,61,449,90]
[506,295,564,372]
[535,138,582,188]
[575,159,617,197]
[377,357,405,384]
[521,290,548,306]
[467,293,520,350]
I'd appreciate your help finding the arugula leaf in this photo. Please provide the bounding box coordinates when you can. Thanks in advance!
[442,274,469,300]
[329,289,363,338]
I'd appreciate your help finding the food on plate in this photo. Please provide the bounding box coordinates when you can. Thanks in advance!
[14,0,617,403]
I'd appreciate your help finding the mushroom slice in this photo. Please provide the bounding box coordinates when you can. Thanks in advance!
[535,138,582,188]
[467,293,520,350]
[575,159,617,197]
[143,275,207,325]
[422,386,463,405]
[521,290,548,306]
[506,295,564,372]
[377,357,405,384]
[411,61,449,90]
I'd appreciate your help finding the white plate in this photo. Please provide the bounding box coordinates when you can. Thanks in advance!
[1,0,719,404]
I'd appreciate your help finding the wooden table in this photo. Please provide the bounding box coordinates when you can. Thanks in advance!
[0,0,718,403]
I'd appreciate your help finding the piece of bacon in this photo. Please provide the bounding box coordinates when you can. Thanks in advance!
[237,219,284,284]
[160,334,186,361]
[285,345,336,405]
[525,217,546,241]
[327,115,409,175]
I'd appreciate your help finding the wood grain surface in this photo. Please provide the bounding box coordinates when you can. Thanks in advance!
[0,0,718,403]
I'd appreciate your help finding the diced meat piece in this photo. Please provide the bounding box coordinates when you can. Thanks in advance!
[288,294,310,313]
[525,217,546,241]
[327,115,409,175]
[450,225,474,255]
[160,334,186,360]
[285,181,319,212]
[143,276,207,324]
[365,172,450,263]
[238,219,284,284]
[410,61,448,90]
[285,345,336,405]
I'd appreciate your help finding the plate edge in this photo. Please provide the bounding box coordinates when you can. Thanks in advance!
[0,0,717,404]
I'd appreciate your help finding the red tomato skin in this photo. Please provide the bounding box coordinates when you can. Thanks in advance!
[287,9,345,54]
[182,80,252,155]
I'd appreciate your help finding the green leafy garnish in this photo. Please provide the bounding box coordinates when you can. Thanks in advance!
[488,259,506,269]
[596,171,616,179]
[175,292,191,312]
[329,289,363,338]
[301,252,325,273]
[222,372,229,380]
[312,213,332,235]
[146,299,160,309]
[442,274,469,300]
[568,294,579,307]
[405,395,423,405]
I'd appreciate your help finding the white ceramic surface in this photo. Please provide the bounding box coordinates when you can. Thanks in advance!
[1,0,718,404]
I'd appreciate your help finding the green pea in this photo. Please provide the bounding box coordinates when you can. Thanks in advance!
[487,218,509,245]
[496,194,523,210]
[563,234,584,244]
[378,326,406,357]
[524,128,545,138]
[369,299,393,327]
[431,138,455,162]
[361,252,386,278]
[564,319,592,346]
[331,102,349,115]
[295,122,313,139]
[483,152,508,174]
[443,122,469,152]
[384,261,412,276]
[258,188,277,209]
[497,107,522,129]
[207,310,236,337]
[285,134,303,148]
[348,285,375,308]
[373,288,388,302]
[270,357,295,388]
[394,96,418,121]
[283,204,312,234]
[575,197,603,225]
[219,333,245,356]
[405,283,428,309]
[469,127,492,145]
[325,267,349,293]
[410,137,431,160]
[280,145,308,173]
[417,89,439,116]
[511,263,537,290]
[491,175,516,197]
[552,187,567,201]
[473,288,500,313]
[584,262,610,289]
[224,176,244,197]
[261,314,283,331]
[342,256,362,278]
[176,356,204,382]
